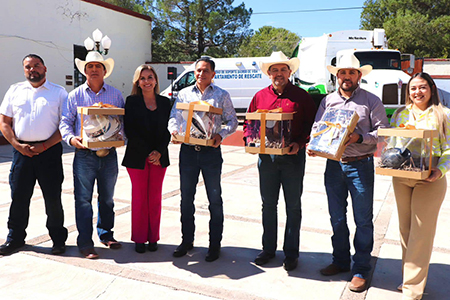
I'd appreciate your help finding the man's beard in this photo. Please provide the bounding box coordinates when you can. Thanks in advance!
[340,80,358,92]
[27,72,45,83]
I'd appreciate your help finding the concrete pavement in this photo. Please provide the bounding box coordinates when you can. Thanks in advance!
[0,142,449,300]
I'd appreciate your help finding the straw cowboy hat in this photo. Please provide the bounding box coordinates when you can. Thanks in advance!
[327,53,372,77]
[75,51,115,79]
[259,51,300,76]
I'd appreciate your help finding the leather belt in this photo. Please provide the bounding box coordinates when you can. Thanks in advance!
[18,140,46,145]
[185,144,205,152]
[340,154,373,163]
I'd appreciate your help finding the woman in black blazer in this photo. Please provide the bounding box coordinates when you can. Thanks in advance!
[122,64,171,253]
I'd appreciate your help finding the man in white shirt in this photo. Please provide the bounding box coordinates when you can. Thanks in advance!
[0,54,68,256]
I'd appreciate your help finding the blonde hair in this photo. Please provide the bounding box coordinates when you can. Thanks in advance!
[393,72,448,139]
[131,64,160,95]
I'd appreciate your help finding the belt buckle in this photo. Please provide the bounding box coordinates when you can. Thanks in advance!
[95,149,110,157]
[194,145,201,152]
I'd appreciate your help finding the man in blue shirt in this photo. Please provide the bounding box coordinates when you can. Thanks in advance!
[168,57,238,262]
[60,51,124,259]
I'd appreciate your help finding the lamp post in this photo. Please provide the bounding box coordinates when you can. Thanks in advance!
[84,29,111,55]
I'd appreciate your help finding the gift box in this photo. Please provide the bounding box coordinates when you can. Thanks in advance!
[245,111,293,155]
[77,105,125,148]
[375,128,438,179]
[307,108,359,160]
[172,101,223,146]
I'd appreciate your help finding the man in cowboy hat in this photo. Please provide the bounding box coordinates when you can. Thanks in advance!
[0,54,68,256]
[307,52,388,291]
[168,56,238,262]
[244,51,316,271]
[59,50,124,259]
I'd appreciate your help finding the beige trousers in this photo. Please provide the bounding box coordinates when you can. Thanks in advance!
[392,176,447,300]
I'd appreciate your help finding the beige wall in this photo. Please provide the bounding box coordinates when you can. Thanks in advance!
[0,0,152,100]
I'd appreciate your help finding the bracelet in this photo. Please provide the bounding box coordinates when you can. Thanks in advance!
[42,143,47,151]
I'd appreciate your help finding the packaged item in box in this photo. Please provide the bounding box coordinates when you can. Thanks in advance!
[172,101,223,146]
[77,103,125,148]
[307,107,359,160]
[245,110,293,155]
[375,127,438,179]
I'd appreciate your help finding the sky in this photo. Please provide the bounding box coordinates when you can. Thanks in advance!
[241,0,366,38]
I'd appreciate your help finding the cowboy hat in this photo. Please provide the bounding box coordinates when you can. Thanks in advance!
[259,51,300,76]
[327,53,372,77]
[75,51,114,79]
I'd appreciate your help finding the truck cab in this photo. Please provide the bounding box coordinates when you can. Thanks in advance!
[333,49,412,118]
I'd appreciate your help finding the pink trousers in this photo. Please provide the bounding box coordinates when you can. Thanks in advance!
[127,159,167,243]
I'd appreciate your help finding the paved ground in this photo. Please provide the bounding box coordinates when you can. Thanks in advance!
[0,141,449,300]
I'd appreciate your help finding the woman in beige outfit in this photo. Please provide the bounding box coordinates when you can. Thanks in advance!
[390,73,450,300]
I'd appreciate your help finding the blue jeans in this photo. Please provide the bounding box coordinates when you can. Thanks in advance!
[258,149,306,258]
[179,144,223,247]
[73,148,118,250]
[324,157,374,278]
[7,143,67,245]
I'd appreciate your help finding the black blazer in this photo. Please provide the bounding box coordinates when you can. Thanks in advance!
[122,94,171,169]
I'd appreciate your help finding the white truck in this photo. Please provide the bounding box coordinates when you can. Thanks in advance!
[160,56,273,116]
[295,29,417,117]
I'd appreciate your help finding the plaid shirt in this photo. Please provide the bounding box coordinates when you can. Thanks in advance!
[168,83,238,140]
[59,82,124,146]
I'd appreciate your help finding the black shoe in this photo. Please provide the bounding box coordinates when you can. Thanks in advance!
[205,247,220,262]
[0,241,25,255]
[51,244,66,255]
[283,257,298,271]
[135,243,146,253]
[148,242,158,252]
[254,250,275,266]
[173,242,193,257]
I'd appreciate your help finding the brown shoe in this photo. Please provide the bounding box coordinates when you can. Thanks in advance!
[320,263,350,276]
[101,239,122,250]
[349,276,367,292]
[80,248,99,259]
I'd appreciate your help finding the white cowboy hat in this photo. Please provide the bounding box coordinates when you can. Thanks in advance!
[259,51,300,76]
[327,53,372,77]
[75,51,115,79]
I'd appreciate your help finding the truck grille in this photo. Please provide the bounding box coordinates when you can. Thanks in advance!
[382,84,407,105]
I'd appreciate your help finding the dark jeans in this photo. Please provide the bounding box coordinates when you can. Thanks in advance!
[7,142,67,245]
[73,148,118,250]
[179,144,223,247]
[258,149,306,258]
[324,157,374,278]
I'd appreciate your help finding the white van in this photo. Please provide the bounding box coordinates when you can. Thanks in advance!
[161,56,273,116]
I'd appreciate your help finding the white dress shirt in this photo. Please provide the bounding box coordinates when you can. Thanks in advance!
[0,80,67,141]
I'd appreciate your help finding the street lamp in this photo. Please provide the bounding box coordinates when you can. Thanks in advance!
[84,29,111,55]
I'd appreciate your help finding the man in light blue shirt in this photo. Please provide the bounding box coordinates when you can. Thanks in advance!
[60,51,124,259]
[168,57,238,262]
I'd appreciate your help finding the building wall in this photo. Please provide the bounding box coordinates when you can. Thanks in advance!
[0,0,152,100]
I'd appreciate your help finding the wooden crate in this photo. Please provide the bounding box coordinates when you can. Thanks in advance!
[375,128,438,179]
[245,112,294,155]
[174,102,222,146]
[77,106,125,148]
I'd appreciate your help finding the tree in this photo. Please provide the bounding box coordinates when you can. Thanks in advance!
[238,26,300,57]
[100,0,252,61]
[360,0,450,58]
[153,0,252,61]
